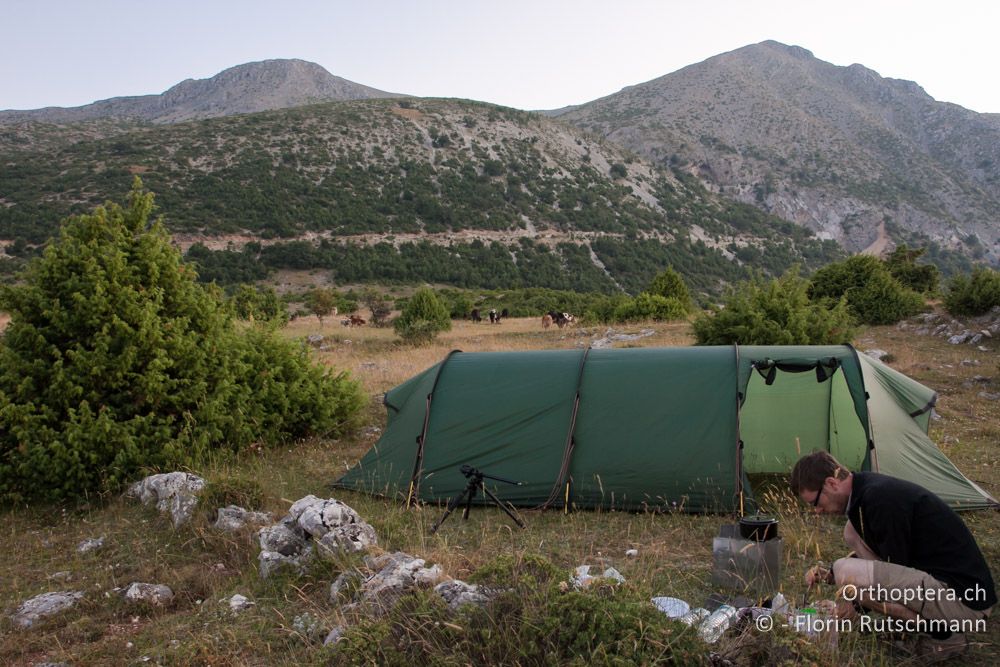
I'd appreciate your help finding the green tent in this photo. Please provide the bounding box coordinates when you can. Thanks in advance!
[336,345,995,512]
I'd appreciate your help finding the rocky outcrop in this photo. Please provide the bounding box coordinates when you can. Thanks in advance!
[214,505,273,532]
[123,583,174,606]
[257,496,377,578]
[128,472,206,527]
[11,591,84,629]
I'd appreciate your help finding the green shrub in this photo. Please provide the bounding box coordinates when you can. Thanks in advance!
[693,269,857,345]
[0,181,366,502]
[646,267,694,312]
[231,284,287,323]
[944,267,1000,317]
[809,255,923,324]
[612,293,689,322]
[393,288,451,344]
[885,245,940,294]
[846,269,925,325]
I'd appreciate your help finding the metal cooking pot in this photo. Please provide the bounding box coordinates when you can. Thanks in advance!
[739,515,779,541]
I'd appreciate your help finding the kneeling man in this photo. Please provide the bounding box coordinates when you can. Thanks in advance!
[791,451,995,660]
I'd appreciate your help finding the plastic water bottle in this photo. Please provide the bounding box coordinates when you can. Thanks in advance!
[772,592,789,615]
[677,607,710,626]
[698,604,739,643]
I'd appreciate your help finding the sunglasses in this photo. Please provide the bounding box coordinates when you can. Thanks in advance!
[812,485,823,507]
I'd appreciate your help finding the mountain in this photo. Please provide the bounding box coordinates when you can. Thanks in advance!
[0,59,402,125]
[553,41,1000,265]
[0,97,841,295]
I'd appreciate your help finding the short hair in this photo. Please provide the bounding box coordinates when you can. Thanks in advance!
[790,451,849,495]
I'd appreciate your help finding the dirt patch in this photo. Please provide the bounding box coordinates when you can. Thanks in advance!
[391,106,424,121]
[128,165,149,174]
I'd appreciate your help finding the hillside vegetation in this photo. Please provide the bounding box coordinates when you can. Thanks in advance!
[0,98,842,296]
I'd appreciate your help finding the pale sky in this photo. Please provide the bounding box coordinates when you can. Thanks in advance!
[3,0,998,114]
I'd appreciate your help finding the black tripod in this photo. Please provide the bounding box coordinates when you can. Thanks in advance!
[430,464,526,534]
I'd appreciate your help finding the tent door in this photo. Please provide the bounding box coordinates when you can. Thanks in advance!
[740,365,867,475]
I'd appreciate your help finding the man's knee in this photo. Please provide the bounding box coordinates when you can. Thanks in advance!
[833,557,873,588]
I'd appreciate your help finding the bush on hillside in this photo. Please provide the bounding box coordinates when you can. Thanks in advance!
[809,255,924,324]
[646,267,694,313]
[612,293,689,323]
[693,269,857,345]
[884,245,940,295]
[393,287,451,345]
[232,284,287,324]
[944,267,1000,317]
[0,181,366,502]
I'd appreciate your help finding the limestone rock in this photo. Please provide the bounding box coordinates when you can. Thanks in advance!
[434,580,488,611]
[258,523,307,556]
[228,594,254,613]
[124,582,174,606]
[128,472,206,527]
[76,536,105,554]
[11,591,83,629]
[215,505,273,532]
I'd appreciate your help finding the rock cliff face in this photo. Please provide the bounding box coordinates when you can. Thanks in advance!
[0,59,403,124]
[555,41,1000,262]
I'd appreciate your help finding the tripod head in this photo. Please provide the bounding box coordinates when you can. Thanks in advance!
[460,464,522,486]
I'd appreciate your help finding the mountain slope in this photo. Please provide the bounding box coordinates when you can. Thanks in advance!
[554,41,1000,264]
[0,98,841,295]
[0,59,402,124]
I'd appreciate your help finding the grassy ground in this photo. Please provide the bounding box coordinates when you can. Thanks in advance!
[1,316,997,665]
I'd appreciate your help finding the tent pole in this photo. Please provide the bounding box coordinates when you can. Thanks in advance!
[539,347,591,511]
[405,349,462,508]
[734,343,746,516]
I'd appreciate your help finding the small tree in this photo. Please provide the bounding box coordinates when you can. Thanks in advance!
[693,269,856,345]
[306,287,338,327]
[233,284,286,324]
[885,245,940,295]
[646,267,693,313]
[944,267,1000,317]
[612,293,688,322]
[809,255,923,325]
[394,288,451,345]
[361,288,393,327]
[0,181,365,502]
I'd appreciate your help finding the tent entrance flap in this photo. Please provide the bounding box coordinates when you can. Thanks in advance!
[741,366,867,474]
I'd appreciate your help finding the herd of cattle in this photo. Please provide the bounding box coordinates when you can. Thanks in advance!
[337,309,574,328]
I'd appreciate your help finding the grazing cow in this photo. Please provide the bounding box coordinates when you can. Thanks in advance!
[488,308,499,324]
[500,308,510,320]
[470,308,482,323]
[547,311,574,328]
[348,315,367,327]
[542,313,554,329]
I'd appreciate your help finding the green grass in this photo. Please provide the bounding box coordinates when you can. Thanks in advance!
[1,317,997,665]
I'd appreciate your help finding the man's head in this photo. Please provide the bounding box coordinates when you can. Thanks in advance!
[790,451,852,513]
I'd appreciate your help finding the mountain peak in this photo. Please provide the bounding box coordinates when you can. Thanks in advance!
[0,59,404,125]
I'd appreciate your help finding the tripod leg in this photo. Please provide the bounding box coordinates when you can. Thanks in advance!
[463,484,477,520]
[481,484,526,528]
[430,487,470,534]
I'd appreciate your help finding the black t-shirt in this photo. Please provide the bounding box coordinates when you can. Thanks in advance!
[848,472,997,611]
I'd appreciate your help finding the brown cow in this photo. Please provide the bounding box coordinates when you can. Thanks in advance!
[542,313,554,329]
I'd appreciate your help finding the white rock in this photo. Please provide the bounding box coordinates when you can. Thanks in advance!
[434,580,488,611]
[124,583,173,606]
[258,523,306,556]
[11,591,83,629]
[214,505,273,532]
[317,522,377,555]
[864,349,890,361]
[128,472,206,527]
[77,537,105,554]
[625,549,639,558]
[228,594,254,613]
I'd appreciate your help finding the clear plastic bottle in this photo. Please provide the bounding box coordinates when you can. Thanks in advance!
[698,604,739,643]
[677,607,711,627]
[771,592,789,615]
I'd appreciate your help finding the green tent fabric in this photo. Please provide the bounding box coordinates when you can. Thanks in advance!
[336,345,996,512]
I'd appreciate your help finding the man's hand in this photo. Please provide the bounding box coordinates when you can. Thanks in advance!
[805,563,835,586]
